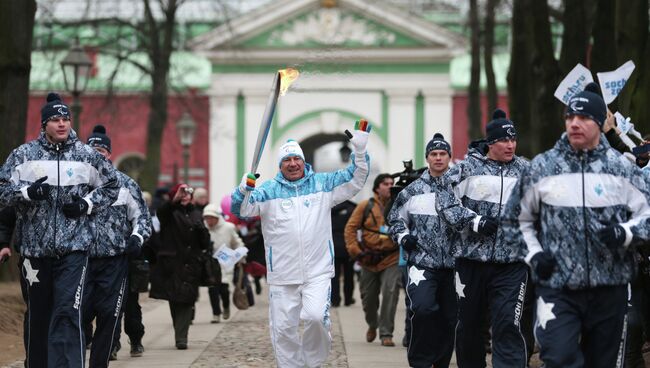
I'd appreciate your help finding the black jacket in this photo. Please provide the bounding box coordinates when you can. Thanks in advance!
[149,201,211,304]
[331,200,356,258]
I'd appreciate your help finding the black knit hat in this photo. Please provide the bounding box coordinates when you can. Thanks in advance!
[87,125,111,152]
[486,108,517,144]
[425,133,451,157]
[565,82,607,128]
[41,92,71,127]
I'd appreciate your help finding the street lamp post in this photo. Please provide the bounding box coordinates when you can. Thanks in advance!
[60,39,92,136]
[176,112,197,184]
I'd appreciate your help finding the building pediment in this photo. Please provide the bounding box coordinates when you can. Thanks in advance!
[190,0,465,64]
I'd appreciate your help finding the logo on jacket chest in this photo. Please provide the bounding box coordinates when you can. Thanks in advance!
[281,199,293,212]
[66,168,74,178]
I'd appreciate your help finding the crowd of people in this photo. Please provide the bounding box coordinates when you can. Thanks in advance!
[0,92,266,367]
[2,80,650,368]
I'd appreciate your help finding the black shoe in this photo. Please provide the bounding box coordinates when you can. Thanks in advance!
[402,335,409,347]
[344,298,356,306]
[254,279,262,295]
[109,345,119,361]
[176,342,188,350]
[130,342,144,357]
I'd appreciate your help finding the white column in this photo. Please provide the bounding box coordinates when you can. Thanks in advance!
[422,84,454,149]
[209,93,238,201]
[386,89,418,173]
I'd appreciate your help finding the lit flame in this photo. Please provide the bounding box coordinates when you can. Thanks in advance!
[279,68,300,96]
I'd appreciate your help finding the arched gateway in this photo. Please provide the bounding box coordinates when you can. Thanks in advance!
[190,0,465,199]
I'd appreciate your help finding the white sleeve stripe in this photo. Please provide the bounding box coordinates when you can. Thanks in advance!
[519,185,544,264]
[472,216,482,233]
[620,223,634,248]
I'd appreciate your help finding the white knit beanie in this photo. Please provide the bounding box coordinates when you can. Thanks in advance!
[277,139,305,167]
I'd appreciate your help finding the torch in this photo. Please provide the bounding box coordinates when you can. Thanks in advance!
[243,68,299,202]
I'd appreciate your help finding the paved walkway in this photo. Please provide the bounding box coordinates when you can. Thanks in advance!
[106,281,410,367]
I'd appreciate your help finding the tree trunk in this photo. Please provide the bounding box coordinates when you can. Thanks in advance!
[591,0,618,111]
[591,0,617,73]
[615,0,649,133]
[528,0,563,153]
[507,0,534,158]
[484,0,499,114]
[0,0,36,163]
[138,0,179,192]
[559,0,596,74]
[467,0,482,141]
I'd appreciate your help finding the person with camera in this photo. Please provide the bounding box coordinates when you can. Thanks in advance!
[344,173,400,347]
[387,133,456,367]
[437,108,530,367]
[82,125,152,365]
[149,183,212,350]
[502,83,650,367]
[0,92,120,367]
[231,122,370,368]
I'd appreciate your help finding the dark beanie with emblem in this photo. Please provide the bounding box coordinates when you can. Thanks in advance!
[486,108,517,144]
[87,125,111,152]
[41,92,71,128]
[565,82,607,129]
[425,133,451,157]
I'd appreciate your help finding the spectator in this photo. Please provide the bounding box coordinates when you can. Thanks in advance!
[331,200,357,307]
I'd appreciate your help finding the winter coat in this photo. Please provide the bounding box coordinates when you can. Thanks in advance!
[437,144,529,263]
[344,194,398,272]
[502,134,650,289]
[331,200,356,259]
[387,170,455,270]
[231,152,369,285]
[89,171,152,257]
[0,130,119,258]
[149,201,211,303]
[205,215,244,284]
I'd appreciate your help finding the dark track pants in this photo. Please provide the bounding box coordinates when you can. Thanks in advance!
[208,282,230,316]
[405,265,456,368]
[21,251,89,368]
[331,257,355,306]
[455,259,529,368]
[534,285,628,368]
[83,255,128,368]
[112,289,145,350]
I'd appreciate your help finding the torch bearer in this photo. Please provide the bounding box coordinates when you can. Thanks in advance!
[243,68,299,204]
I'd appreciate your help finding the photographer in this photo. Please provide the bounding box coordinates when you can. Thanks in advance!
[344,173,400,347]
[149,183,211,350]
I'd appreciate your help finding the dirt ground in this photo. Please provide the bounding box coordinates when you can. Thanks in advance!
[0,282,24,367]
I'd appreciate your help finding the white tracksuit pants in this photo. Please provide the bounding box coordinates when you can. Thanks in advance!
[269,276,332,368]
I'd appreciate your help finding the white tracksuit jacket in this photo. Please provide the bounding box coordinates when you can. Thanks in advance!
[231,152,369,285]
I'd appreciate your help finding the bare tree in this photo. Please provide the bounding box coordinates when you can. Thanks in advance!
[0,1,37,163]
[138,0,184,192]
[507,0,534,157]
[615,0,649,133]
[467,0,482,140]
[483,0,499,114]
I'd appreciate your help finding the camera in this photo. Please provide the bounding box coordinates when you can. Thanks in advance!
[184,187,194,195]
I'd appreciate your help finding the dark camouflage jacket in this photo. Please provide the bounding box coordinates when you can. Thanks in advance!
[0,130,119,258]
[437,145,529,263]
[502,134,650,289]
[89,171,152,257]
[387,170,455,270]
